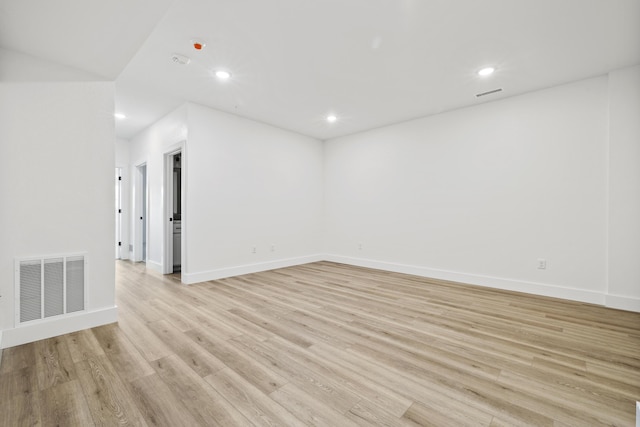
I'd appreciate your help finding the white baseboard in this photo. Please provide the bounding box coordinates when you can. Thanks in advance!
[326,255,639,312]
[182,254,325,284]
[147,260,163,273]
[0,306,118,349]
[605,294,640,312]
[147,253,640,313]
[324,254,607,306]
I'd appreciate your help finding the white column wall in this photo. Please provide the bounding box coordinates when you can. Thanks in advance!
[182,104,324,283]
[0,81,117,348]
[607,65,640,311]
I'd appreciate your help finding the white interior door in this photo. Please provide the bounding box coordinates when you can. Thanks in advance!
[134,163,147,262]
[115,168,122,259]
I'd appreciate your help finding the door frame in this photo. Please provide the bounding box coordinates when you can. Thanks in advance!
[163,142,185,275]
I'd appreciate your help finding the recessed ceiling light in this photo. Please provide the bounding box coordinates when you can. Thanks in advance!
[114,113,126,120]
[326,115,337,123]
[478,67,495,77]
[215,70,232,80]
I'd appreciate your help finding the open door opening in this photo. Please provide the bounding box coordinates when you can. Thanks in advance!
[164,149,183,276]
[171,152,182,273]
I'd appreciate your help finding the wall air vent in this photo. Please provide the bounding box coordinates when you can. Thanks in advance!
[476,88,503,98]
[15,254,87,325]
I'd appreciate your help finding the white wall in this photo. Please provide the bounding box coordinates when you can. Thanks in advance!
[126,67,638,312]
[0,81,117,348]
[607,65,640,311]
[128,102,323,282]
[325,76,610,304]
[129,106,188,271]
[0,47,101,82]
[115,137,131,259]
[183,104,324,282]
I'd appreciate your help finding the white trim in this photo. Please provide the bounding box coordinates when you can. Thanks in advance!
[605,294,640,312]
[1,306,117,349]
[163,152,173,274]
[324,254,606,306]
[181,143,188,276]
[179,254,640,311]
[182,254,325,284]
[147,260,163,274]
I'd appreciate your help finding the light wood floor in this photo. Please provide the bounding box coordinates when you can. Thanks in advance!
[1,261,639,426]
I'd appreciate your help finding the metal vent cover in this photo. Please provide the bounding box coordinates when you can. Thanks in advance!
[476,88,503,97]
[15,254,87,325]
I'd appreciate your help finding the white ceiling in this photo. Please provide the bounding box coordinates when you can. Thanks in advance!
[2,0,639,140]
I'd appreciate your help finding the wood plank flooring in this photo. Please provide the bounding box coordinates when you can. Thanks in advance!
[1,260,639,426]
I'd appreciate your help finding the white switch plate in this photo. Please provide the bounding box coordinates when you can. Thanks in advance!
[537,258,547,269]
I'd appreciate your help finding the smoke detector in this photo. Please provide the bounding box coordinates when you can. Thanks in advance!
[192,39,206,51]
[171,53,190,65]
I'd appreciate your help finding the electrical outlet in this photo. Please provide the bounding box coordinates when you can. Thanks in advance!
[271,244,275,252]
[358,243,363,250]
[252,246,256,254]
[537,258,547,269]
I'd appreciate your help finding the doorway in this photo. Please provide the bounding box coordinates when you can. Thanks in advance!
[164,149,183,274]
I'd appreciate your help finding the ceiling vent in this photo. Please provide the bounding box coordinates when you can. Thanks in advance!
[476,88,503,98]
[171,54,190,65]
